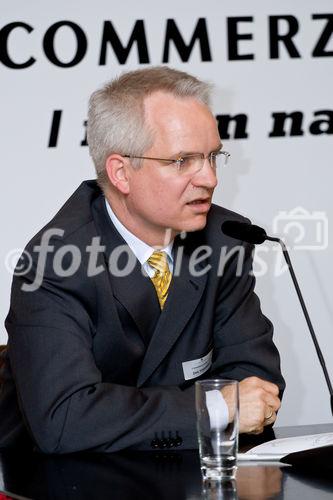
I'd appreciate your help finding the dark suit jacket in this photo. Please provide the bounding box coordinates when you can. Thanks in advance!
[0,180,284,453]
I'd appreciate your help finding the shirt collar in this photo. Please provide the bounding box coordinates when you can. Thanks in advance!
[104,198,173,265]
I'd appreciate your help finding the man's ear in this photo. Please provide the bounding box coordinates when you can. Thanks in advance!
[105,154,130,194]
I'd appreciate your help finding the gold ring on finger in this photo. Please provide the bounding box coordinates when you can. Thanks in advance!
[264,410,274,421]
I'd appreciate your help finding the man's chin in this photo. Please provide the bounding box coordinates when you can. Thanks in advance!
[179,215,209,233]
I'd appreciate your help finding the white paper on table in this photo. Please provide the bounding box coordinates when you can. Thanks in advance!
[238,432,333,461]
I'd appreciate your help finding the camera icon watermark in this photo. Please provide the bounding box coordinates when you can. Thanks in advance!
[272,206,328,250]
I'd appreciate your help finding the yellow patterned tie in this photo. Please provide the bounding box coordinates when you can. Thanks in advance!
[147,251,172,309]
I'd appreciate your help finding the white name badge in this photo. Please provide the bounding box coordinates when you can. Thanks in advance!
[182,349,213,381]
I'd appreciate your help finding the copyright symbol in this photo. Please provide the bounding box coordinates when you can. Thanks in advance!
[5,249,33,276]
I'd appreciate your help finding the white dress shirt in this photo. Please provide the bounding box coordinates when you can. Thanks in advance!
[105,198,173,277]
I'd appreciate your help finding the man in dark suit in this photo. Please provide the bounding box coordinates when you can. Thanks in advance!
[0,67,284,453]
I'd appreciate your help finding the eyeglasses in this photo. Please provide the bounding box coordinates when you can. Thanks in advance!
[123,150,230,176]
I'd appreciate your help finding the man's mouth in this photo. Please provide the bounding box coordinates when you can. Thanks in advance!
[186,198,211,212]
[187,198,210,205]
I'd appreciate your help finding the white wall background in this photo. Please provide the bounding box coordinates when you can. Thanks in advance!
[1,0,332,427]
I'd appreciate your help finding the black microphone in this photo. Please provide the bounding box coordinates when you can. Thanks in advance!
[222,219,333,417]
[221,220,267,244]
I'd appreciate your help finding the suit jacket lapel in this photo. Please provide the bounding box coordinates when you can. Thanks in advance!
[137,234,208,386]
[91,195,160,344]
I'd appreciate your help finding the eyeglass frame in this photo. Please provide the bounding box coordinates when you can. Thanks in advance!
[123,149,231,172]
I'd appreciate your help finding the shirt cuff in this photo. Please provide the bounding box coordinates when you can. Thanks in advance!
[206,389,229,429]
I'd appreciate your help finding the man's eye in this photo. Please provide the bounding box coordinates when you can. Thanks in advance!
[174,157,186,168]
[174,156,197,171]
[179,157,193,166]
[210,152,219,165]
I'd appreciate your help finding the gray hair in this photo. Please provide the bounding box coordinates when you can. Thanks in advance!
[87,66,212,190]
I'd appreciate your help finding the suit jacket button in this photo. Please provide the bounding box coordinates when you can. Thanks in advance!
[174,432,183,447]
[151,435,160,449]
[166,432,175,448]
[159,432,168,448]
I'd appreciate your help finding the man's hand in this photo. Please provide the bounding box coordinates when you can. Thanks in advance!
[222,376,281,434]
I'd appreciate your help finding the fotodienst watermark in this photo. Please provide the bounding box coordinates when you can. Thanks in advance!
[4,207,328,291]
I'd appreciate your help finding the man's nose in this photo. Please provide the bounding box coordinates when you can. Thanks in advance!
[191,157,218,189]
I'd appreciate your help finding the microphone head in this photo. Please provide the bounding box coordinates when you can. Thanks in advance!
[221,220,267,244]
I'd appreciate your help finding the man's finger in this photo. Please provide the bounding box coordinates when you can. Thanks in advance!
[248,426,264,435]
[263,393,281,412]
[258,379,280,396]
[242,377,280,396]
[263,410,276,426]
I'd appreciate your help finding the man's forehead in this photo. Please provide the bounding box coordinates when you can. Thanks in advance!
[143,96,220,156]
[143,91,215,133]
[143,90,209,112]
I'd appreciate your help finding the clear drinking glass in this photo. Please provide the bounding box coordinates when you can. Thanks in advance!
[195,379,239,481]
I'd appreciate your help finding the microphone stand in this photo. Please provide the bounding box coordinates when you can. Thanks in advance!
[266,235,333,416]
